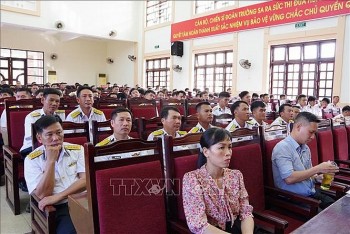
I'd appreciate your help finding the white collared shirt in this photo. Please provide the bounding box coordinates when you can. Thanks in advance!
[225,118,254,132]
[24,143,85,203]
[212,105,232,116]
[20,108,66,151]
[189,123,213,133]
[270,117,288,126]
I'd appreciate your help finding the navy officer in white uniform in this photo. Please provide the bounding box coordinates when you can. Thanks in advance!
[24,115,85,234]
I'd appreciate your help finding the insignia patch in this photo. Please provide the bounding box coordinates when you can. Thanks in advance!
[64,145,81,150]
[189,127,199,133]
[28,150,43,160]
[93,108,103,115]
[31,112,41,117]
[55,110,65,113]
[96,138,111,147]
[229,124,237,132]
[178,131,187,136]
[153,129,164,136]
[71,111,81,119]
[68,161,77,167]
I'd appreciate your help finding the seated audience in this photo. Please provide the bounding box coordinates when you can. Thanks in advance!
[261,94,272,112]
[24,115,85,234]
[144,89,156,100]
[199,91,209,101]
[0,87,14,98]
[320,97,330,109]
[189,102,213,133]
[226,101,253,131]
[305,96,322,117]
[333,105,350,122]
[183,128,254,233]
[270,104,293,126]
[327,95,340,109]
[212,91,231,116]
[129,88,140,98]
[272,112,338,209]
[175,90,187,100]
[292,105,301,120]
[238,91,251,106]
[296,94,308,111]
[249,101,267,127]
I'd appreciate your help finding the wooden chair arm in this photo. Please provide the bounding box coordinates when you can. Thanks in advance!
[3,145,21,159]
[265,186,320,207]
[31,193,56,215]
[253,210,288,234]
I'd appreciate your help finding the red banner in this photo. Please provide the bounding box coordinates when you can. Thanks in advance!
[171,0,350,42]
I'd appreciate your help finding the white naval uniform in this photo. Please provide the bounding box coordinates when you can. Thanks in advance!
[270,116,288,126]
[212,105,232,116]
[248,118,268,127]
[65,107,107,142]
[24,143,85,204]
[188,123,213,133]
[20,109,66,152]
[95,135,146,162]
[225,119,254,132]
[305,105,322,117]
[147,128,188,152]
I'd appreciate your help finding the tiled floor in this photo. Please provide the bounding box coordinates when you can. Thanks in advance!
[1,177,31,234]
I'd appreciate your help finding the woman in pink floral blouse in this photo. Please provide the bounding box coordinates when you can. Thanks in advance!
[182,128,254,234]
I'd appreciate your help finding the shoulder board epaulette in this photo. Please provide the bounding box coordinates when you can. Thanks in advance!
[71,110,81,119]
[96,137,111,147]
[229,124,237,132]
[178,131,187,136]
[289,120,294,123]
[93,108,103,115]
[28,150,43,160]
[55,110,65,113]
[9,106,16,109]
[31,112,41,117]
[190,127,199,133]
[153,129,164,136]
[246,120,254,125]
[64,145,81,150]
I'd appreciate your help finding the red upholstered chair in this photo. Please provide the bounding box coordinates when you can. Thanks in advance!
[128,98,158,119]
[212,113,233,128]
[186,99,201,116]
[265,112,276,124]
[181,115,198,132]
[322,108,333,119]
[138,117,163,140]
[3,99,35,215]
[163,133,204,233]
[160,98,186,116]
[84,138,167,234]
[94,98,127,120]
[332,121,349,167]
[231,128,319,233]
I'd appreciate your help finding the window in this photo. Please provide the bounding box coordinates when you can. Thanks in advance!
[195,1,235,14]
[270,40,336,100]
[0,48,44,85]
[194,51,233,93]
[146,0,172,27]
[146,57,170,89]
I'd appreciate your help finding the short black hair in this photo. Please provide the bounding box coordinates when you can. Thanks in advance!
[160,106,180,119]
[195,101,211,112]
[321,97,330,104]
[230,100,248,113]
[250,100,266,112]
[218,91,230,98]
[176,90,186,96]
[342,105,350,113]
[144,89,156,96]
[238,91,249,99]
[278,103,292,114]
[252,93,259,98]
[16,87,31,96]
[0,88,14,96]
[34,115,63,134]
[35,89,44,96]
[111,107,133,120]
[293,105,301,110]
[294,111,320,124]
[77,86,93,97]
[280,94,286,98]
[297,94,307,101]
[308,96,316,102]
[129,88,138,95]
[43,88,61,98]
[199,91,208,98]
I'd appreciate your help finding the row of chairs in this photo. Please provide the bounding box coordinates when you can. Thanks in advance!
[30,117,350,233]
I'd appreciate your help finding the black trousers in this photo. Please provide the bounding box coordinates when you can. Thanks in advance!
[54,203,77,234]
[310,188,335,210]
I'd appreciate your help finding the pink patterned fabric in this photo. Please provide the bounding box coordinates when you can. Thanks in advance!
[182,166,253,233]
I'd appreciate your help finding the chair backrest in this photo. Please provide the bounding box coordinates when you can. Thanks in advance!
[31,121,90,150]
[128,98,157,119]
[160,98,186,116]
[181,115,198,132]
[139,117,163,140]
[164,133,202,222]
[84,138,167,234]
[95,98,127,109]
[212,113,233,128]
[265,112,276,124]
[229,128,265,211]
[307,137,319,165]
[322,108,333,119]
[316,119,334,162]
[186,99,200,116]
[5,99,34,151]
[332,121,349,163]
